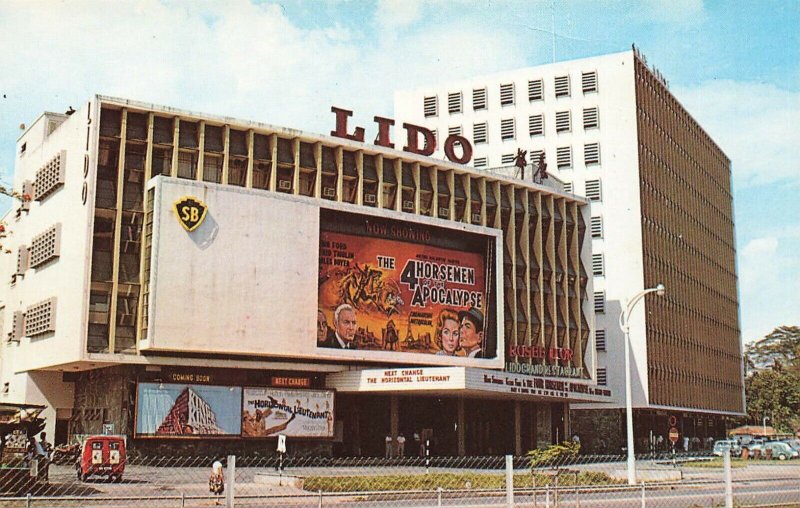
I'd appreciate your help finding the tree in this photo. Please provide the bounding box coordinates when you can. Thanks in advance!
[527,441,580,507]
[745,326,800,434]
[745,326,800,373]
[0,184,33,253]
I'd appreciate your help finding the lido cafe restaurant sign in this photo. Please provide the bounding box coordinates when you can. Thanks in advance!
[330,107,474,164]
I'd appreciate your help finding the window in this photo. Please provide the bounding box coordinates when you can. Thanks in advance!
[555,75,570,97]
[591,216,603,238]
[556,146,572,169]
[501,154,516,165]
[555,111,571,133]
[528,79,543,101]
[448,91,462,114]
[597,368,607,386]
[563,182,573,193]
[528,114,544,136]
[473,88,487,110]
[203,154,222,183]
[424,96,438,117]
[592,253,604,276]
[448,126,462,136]
[473,122,488,144]
[529,150,544,164]
[584,143,600,165]
[583,107,599,129]
[594,291,605,313]
[500,83,515,106]
[178,151,198,179]
[586,179,602,201]
[500,118,515,140]
[596,329,606,351]
[474,157,488,168]
[582,71,598,93]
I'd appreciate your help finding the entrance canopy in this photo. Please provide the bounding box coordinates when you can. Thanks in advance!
[326,367,613,403]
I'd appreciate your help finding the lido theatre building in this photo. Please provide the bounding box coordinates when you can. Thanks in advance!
[1,96,610,457]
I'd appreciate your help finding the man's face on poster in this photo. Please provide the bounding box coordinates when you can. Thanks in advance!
[317,311,328,341]
[459,317,483,349]
[336,308,357,342]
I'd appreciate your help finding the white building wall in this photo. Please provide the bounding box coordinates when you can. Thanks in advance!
[395,50,653,408]
[4,104,94,373]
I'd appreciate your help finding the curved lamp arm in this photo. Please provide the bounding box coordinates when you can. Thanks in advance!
[619,283,666,332]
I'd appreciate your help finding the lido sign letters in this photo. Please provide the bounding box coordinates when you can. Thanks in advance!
[330,107,473,164]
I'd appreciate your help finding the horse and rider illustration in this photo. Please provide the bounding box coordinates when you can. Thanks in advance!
[336,263,404,317]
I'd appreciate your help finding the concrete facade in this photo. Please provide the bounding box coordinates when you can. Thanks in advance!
[394,49,745,448]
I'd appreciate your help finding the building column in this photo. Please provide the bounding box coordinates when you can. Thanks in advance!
[514,401,522,455]
[457,398,466,456]
[563,403,571,441]
[390,395,399,439]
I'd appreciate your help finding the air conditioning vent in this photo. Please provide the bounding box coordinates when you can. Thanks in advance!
[34,150,66,201]
[278,180,291,190]
[16,246,29,276]
[25,297,58,337]
[7,311,24,343]
[322,187,336,198]
[364,194,376,204]
[402,200,414,210]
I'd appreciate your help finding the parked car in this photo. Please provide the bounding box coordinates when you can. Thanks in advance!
[712,440,741,457]
[740,440,764,458]
[76,435,126,482]
[782,439,800,452]
[763,441,798,460]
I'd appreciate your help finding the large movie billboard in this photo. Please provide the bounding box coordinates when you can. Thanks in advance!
[242,388,334,438]
[135,383,242,438]
[317,209,497,359]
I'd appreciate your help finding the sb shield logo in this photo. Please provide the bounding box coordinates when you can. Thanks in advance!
[173,196,208,232]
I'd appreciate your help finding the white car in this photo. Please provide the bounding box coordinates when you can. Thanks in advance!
[713,440,741,457]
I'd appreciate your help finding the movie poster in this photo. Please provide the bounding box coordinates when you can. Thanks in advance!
[135,383,242,437]
[317,210,495,359]
[242,388,334,438]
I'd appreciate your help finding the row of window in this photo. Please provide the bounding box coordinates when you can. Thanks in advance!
[476,143,602,171]
[425,71,599,116]
[453,107,599,144]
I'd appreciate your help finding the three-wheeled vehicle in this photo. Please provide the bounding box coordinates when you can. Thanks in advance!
[76,435,126,482]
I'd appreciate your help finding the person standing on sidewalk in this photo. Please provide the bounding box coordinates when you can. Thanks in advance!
[385,435,393,458]
[397,434,406,457]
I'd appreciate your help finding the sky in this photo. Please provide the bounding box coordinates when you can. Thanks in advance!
[0,0,797,343]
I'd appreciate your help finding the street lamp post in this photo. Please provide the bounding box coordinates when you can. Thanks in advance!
[762,416,770,438]
[619,283,666,485]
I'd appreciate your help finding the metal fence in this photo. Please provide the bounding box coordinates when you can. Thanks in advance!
[1,450,799,507]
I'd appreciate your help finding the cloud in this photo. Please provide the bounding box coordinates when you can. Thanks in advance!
[375,0,424,31]
[0,0,528,143]
[674,80,800,187]
[741,237,778,258]
[738,234,800,343]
